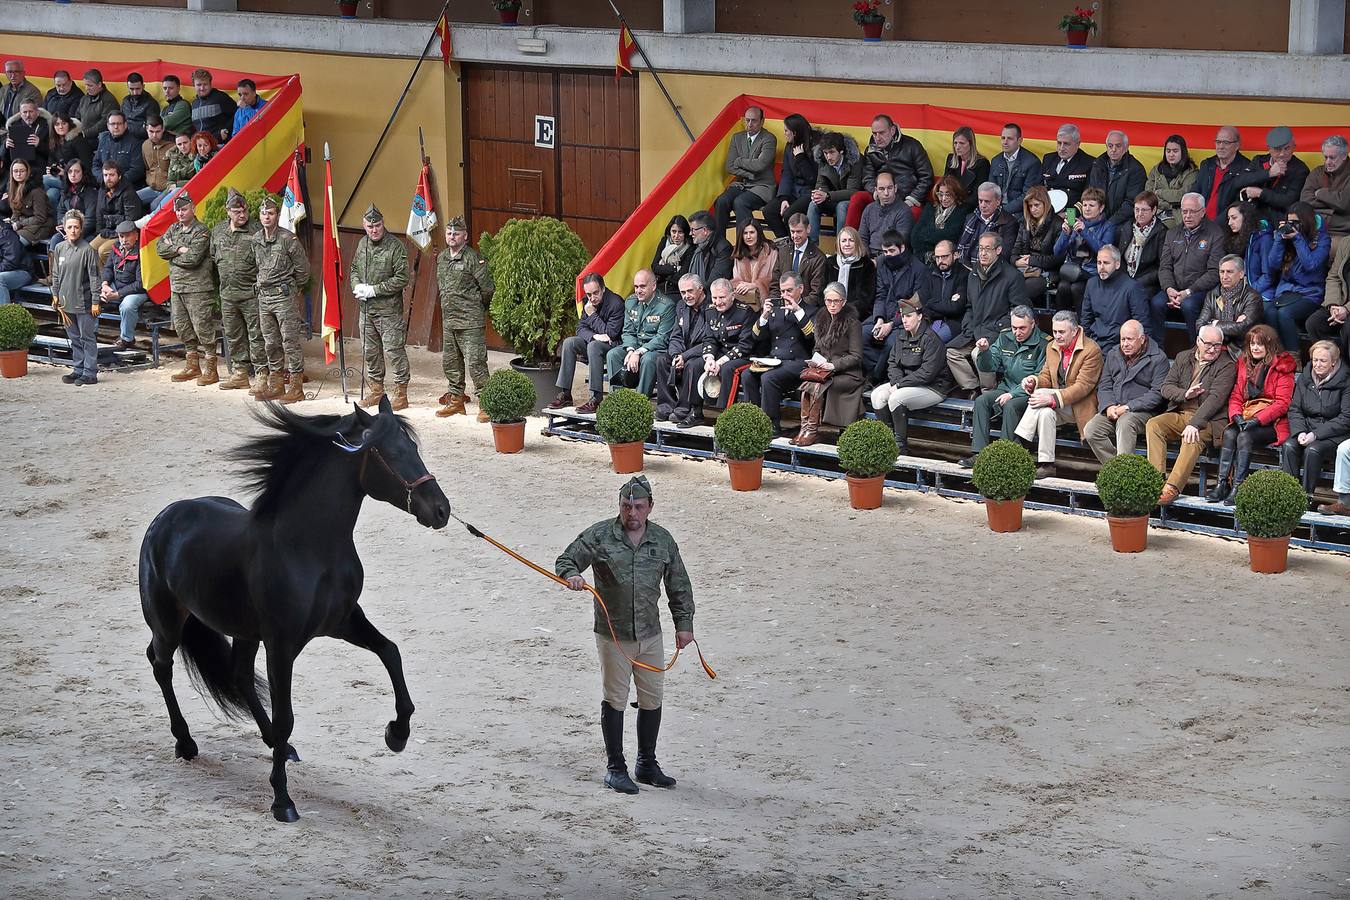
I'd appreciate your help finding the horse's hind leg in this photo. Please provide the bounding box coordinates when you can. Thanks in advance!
[146,636,198,761]
[336,605,415,753]
[231,639,298,762]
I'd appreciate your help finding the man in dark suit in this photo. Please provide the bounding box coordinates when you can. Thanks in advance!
[1041,123,1093,207]
[770,213,827,307]
[711,106,777,235]
[547,272,626,411]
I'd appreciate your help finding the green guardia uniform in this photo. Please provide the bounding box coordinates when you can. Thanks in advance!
[605,293,676,396]
[252,225,310,375]
[350,233,411,385]
[211,217,265,372]
[155,217,215,358]
[436,244,494,396]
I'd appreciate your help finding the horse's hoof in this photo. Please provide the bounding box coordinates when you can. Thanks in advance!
[271,803,300,823]
[285,745,301,763]
[175,738,198,760]
[384,721,408,753]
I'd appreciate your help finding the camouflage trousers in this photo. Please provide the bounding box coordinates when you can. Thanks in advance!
[360,299,410,385]
[170,290,217,358]
[220,293,266,372]
[442,326,488,396]
[259,290,305,374]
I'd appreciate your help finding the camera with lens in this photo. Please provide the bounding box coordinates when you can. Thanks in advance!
[1278,222,1297,238]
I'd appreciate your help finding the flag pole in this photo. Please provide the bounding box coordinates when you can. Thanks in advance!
[607,0,695,144]
[406,126,428,334]
[326,142,350,403]
[339,0,453,223]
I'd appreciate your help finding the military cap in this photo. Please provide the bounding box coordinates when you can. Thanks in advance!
[224,187,246,209]
[1265,125,1294,149]
[363,203,383,223]
[898,297,922,316]
[446,215,467,232]
[619,475,653,502]
[173,191,193,209]
[115,220,137,235]
[259,194,280,212]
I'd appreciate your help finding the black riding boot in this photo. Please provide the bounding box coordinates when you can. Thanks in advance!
[600,702,639,794]
[1223,444,1253,506]
[634,706,676,788]
[891,405,910,455]
[1206,442,1234,502]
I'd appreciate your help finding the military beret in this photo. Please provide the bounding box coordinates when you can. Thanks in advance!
[1266,126,1294,149]
[173,191,193,209]
[363,203,383,223]
[619,475,653,502]
[446,215,467,232]
[224,187,246,209]
[115,220,137,234]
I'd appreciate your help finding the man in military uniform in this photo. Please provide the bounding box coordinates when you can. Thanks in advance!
[556,476,695,795]
[435,216,495,420]
[350,204,411,410]
[689,277,756,424]
[155,192,217,386]
[601,268,675,407]
[252,194,311,404]
[741,272,816,436]
[210,188,263,392]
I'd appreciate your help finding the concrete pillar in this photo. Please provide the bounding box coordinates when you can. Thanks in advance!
[187,0,238,10]
[1288,0,1346,54]
[663,0,714,34]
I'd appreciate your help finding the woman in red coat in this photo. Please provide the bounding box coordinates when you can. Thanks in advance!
[1207,323,1298,504]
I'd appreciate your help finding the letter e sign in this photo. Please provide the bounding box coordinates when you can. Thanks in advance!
[534,115,556,150]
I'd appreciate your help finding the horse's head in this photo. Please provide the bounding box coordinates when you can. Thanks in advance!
[338,395,450,529]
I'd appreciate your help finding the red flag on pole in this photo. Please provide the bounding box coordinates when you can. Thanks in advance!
[615,25,636,80]
[436,12,453,67]
[279,150,306,233]
[320,157,344,365]
[406,162,437,251]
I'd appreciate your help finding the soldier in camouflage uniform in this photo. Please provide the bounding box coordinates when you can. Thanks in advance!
[155,192,218,386]
[252,194,311,404]
[210,188,264,392]
[435,216,495,421]
[350,204,411,411]
[555,476,696,796]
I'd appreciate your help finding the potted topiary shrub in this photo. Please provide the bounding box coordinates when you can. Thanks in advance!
[481,217,587,411]
[596,388,654,474]
[713,402,774,491]
[1234,469,1307,574]
[478,368,537,454]
[836,418,899,509]
[971,439,1036,532]
[1095,454,1165,552]
[0,304,38,378]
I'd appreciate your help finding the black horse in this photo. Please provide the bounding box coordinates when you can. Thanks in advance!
[138,396,450,821]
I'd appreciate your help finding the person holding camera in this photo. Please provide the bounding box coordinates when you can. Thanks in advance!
[1264,201,1330,353]
[4,99,48,175]
[741,272,813,437]
[1051,186,1116,312]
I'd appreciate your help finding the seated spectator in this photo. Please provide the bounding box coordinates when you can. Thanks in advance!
[91,160,143,264]
[741,272,814,437]
[794,281,866,446]
[1010,184,1062,302]
[1144,134,1197,229]
[686,210,732,288]
[1040,123,1093,207]
[605,268,675,401]
[47,113,93,197]
[865,229,925,381]
[1192,125,1252,223]
[807,130,862,243]
[763,113,818,240]
[548,272,624,412]
[1117,191,1167,294]
[119,73,159,141]
[943,126,989,199]
[49,158,98,253]
[655,273,711,422]
[1206,324,1296,503]
[1148,192,1225,341]
[1013,310,1103,479]
[730,219,775,310]
[770,213,826,306]
[910,175,972,264]
[42,69,84,121]
[1307,237,1349,354]
[139,116,173,207]
[1088,130,1146,229]
[1263,201,1332,352]
[858,170,911,256]
[711,106,776,236]
[918,239,968,343]
[947,232,1025,393]
[825,225,876,323]
[75,69,120,139]
[0,159,53,246]
[960,305,1048,467]
[1223,200,1274,300]
[955,182,1018,269]
[847,114,933,231]
[0,222,31,304]
[650,214,692,299]
[1197,254,1262,352]
[1,60,41,122]
[1318,436,1350,515]
[989,122,1042,216]
[232,79,268,136]
[101,220,149,351]
[190,130,218,173]
[150,131,196,214]
[5,99,50,175]
[159,74,192,137]
[1281,340,1350,500]
[1081,245,1148,354]
[190,69,238,143]
[1233,126,1310,223]
[93,112,146,188]
[1082,319,1169,464]
[1052,186,1116,311]
[1299,135,1348,243]
[1146,325,1238,505]
[691,277,756,418]
[870,297,952,454]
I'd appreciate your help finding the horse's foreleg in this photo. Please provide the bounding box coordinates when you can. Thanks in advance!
[264,645,300,822]
[231,639,298,762]
[146,638,198,761]
[337,605,414,753]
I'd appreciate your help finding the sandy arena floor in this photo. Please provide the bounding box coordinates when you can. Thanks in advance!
[1,343,1348,899]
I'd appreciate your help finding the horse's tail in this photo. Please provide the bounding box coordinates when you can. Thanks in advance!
[179,615,264,722]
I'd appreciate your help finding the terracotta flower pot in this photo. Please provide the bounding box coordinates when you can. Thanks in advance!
[984,498,1024,533]
[1106,514,1149,553]
[1247,535,1291,574]
[490,421,526,454]
[845,473,884,510]
[608,440,644,474]
[861,21,884,40]
[337,1,359,18]
[1065,27,1089,47]
[727,457,763,492]
[499,7,520,25]
[0,349,27,378]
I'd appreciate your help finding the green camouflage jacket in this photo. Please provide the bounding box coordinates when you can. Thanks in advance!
[555,518,695,641]
[155,219,213,293]
[620,293,677,352]
[435,246,494,329]
[251,226,310,298]
[210,219,261,300]
[350,234,409,303]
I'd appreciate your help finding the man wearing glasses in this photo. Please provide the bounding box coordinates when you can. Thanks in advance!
[686,210,732,287]
[1192,125,1252,222]
[1149,192,1226,342]
[1145,324,1237,506]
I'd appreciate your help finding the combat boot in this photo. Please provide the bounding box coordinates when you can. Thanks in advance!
[390,382,409,411]
[358,381,385,409]
[254,371,282,401]
[171,352,201,383]
[634,706,676,788]
[600,702,639,795]
[196,355,220,387]
[436,394,467,418]
[219,367,251,390]
[279,370,305,404]
[475,395,490,423]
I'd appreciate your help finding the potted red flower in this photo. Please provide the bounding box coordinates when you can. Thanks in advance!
[493,0,523,26]
[334,0,360,19]
[1058,5,1097,48]
[852,0,886,41]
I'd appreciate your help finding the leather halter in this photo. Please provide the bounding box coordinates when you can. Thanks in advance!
[335,432,437,513]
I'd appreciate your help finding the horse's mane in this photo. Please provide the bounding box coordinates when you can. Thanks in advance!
[226,402,414,516]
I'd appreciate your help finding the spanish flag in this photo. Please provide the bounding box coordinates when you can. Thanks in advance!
[436,12,453,67]
[320,155,344,365]
[615,25,636,80]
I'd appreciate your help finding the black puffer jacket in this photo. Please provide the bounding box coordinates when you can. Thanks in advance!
[55,181,99,240]
[93,180,143,239]
[1288,363,1350,440]
[1012,214,1064,271]
[862,132,934,204]
[886,318,955,395]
